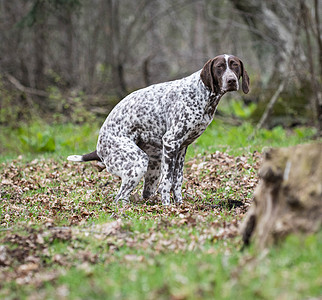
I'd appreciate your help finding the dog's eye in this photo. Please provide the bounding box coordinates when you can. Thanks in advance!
[232,63,238,68]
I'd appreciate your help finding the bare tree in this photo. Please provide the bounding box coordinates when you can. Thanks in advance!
[300,0,322,135]
[0,0,320,132]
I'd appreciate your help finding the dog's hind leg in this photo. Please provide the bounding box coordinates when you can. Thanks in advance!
[99,138,149,204]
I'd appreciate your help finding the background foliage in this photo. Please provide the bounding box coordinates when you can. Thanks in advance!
[0,0,321,135]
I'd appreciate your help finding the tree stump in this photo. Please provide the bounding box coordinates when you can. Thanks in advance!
[241,143,322,249]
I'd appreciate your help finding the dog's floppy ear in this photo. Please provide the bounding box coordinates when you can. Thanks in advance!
[200,58,219,94]
[239,59,250,94]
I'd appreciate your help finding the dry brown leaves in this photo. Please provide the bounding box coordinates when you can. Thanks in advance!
[0,151,261,287]
[1,158,119,226]
[184,151,261,206]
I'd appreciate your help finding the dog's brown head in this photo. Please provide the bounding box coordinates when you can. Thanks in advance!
[200,54,250,95]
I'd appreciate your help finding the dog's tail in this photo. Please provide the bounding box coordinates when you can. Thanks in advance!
[67,150,106,172]
[67,150,102,162]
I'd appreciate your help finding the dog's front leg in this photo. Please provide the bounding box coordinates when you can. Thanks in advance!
[171,147,187,204]
[159,134,181,205]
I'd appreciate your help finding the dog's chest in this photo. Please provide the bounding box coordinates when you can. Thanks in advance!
[183,112,214,145]
[183,94,222,145]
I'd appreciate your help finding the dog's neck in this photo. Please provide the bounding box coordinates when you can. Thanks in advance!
[204,92,224,116]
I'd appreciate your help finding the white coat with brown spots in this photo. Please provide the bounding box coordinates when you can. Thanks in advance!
[68,54,250,205]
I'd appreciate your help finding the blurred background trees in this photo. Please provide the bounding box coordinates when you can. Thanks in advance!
[0,0,321,135]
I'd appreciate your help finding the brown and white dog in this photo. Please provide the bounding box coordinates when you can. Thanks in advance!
[68,54,250,205]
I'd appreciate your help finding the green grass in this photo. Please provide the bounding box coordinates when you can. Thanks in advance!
[0,121,101,162]
[187,120,317,158]
[0,120,321,299]
[57,232,321,300]
[1,226,321,299]
[0,118,317,162]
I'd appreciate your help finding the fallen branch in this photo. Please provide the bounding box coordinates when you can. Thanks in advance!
[3,72,48,97]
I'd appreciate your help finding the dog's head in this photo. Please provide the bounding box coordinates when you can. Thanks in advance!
[200,54,250,95]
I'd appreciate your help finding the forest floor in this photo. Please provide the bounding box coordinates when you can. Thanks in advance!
[0,122,321,299]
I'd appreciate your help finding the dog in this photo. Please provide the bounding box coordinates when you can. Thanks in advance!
[68,54,250,205]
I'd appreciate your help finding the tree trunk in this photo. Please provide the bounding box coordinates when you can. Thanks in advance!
[301,0,322,136]
[230,0,295,77]
[33,10,46,91]
[63,10,74,87]
[241,144,322,250]
[104,0,127,97]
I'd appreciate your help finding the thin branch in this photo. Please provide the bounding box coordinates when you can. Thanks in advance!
[248,77,288,141]
[256,78,288,131]
[3,72,48,97]
[127,0,201,52]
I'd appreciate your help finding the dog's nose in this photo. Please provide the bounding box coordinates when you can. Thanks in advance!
[228,78,237,85]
